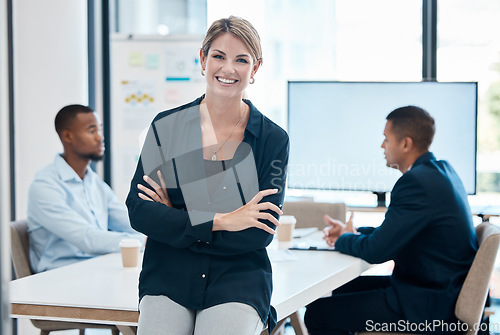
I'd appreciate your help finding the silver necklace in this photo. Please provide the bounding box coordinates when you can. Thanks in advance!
[211,106,246,161]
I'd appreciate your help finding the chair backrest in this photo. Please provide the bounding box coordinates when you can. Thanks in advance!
[455,222,500,335]
[10,219,33,279]
[282,201,346,229]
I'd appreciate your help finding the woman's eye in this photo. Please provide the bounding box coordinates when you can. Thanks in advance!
[213,54,223,59]
[237,58,248,63]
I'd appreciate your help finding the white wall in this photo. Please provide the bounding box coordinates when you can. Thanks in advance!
[13,0,89,219]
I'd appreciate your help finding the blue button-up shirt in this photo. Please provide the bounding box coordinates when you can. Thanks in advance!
[27,154,146,273]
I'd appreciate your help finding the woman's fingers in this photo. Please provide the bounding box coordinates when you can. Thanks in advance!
[258,212,280,226]
[137,183,161,202]
[156,171,172,206]
[143,175,164,196]
[256,202,283,216]
[157,170,168,192]
[142,174,173,206]
[255,221,276,235]
[138,192,154,202]
[214,188,284,234]
[250,188,278,204]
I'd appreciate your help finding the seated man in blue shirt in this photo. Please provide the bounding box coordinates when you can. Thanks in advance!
[27,104,146,272]
[304,106,477,335]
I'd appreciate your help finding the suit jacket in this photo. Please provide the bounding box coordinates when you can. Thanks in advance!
[336,152,477,322]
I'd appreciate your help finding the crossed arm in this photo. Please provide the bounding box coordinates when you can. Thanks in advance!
[139,171,282,235]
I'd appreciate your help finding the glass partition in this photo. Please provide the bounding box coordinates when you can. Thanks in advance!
[438,0,500,195]
[110,0,207,35]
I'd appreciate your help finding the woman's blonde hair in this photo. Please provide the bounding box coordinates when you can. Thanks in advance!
[201,16,263,65]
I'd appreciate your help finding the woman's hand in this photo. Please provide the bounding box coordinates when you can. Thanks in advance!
[137,170,172,207]
[213,189,283,234]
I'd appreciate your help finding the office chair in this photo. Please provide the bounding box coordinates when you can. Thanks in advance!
[282,201,346,230]
[357,221,500,335]
[10,219,120,335]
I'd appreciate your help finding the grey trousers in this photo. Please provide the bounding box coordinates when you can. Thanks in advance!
[137,295,265,335]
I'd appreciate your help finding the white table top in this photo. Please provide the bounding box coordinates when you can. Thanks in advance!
[10,236,368,325]
[269,248,368,320]
[11,253,141,312]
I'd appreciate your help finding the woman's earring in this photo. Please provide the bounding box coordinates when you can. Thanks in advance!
[201,68,205,76]
[249,77,255,84]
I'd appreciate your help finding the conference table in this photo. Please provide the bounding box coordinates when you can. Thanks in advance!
[10,234,369,334]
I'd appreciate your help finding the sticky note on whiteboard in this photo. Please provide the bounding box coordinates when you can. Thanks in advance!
[129,51,144,67]
[165,88,181,103]
[146,54,160,69]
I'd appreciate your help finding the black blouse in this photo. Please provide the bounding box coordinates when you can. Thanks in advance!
[126,96,289,333]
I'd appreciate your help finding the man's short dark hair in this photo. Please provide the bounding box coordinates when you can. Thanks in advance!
[386,105,435,152]
[55,104,94,137]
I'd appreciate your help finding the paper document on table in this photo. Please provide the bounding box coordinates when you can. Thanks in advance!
[293,227,319,238]
[268,249,298,262]
[290,238,336,251]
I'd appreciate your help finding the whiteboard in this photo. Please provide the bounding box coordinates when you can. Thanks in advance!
[110,34,206,201]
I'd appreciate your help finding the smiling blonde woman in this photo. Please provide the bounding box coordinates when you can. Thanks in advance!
[127,16,289,335]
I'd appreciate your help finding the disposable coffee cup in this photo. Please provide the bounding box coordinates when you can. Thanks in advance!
[119,239,141,268]
[277,215,297,248]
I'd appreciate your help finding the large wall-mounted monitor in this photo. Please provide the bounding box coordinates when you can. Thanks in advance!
[287,81,477,203]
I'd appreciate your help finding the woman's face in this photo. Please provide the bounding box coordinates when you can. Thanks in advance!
[200,32,260,100]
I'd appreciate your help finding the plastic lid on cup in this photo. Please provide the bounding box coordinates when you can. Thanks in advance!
[279,215,297,224]
[119,238,141,248]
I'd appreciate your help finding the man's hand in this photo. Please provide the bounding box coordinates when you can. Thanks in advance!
[323,212,356,247]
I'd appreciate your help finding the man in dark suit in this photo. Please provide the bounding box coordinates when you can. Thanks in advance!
[304,106,478,335]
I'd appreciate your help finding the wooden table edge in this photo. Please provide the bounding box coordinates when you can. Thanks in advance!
[11,303,139,325]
